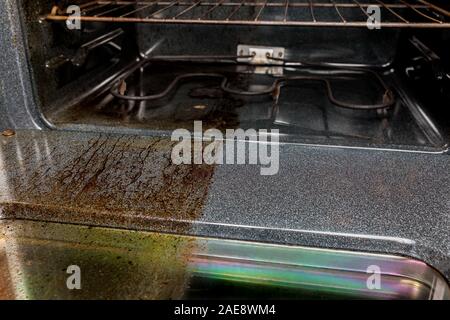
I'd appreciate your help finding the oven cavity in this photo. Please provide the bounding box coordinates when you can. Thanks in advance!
[17,0,450,151]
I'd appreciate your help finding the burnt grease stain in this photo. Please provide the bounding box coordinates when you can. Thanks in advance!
[0,130,215,234]
[50,62,253,132]
[0,220,199,299]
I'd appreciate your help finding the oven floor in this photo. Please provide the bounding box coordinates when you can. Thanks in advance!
[48,61,446,152]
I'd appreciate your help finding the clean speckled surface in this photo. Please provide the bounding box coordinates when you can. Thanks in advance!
[197,144,450,280]
[0,0,44,129]
[0,130,448,281]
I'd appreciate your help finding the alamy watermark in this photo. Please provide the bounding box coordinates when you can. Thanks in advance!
[66,5,81,30]
[66,265,81,290]
[366,265,381,290]
[367,5,381,30]
[171,121,280,176]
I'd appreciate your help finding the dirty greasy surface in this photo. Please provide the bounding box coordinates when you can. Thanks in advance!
[49,61,446,152]
[0,220,197,299]
[0,129,449,283]
[1,219,448,300]
[0,129,214,233]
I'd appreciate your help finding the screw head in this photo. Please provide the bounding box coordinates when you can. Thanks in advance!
[2,129,15,137]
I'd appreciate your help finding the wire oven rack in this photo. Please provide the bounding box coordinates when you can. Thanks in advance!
[46,0,450,28]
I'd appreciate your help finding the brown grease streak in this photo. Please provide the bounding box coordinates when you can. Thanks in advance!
[0,130,215,234]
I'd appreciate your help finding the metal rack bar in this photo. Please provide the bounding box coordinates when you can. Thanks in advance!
[199,0,226,19]
[172,0,202,19]
[352,0,370,18]
[309,0,316,22]
[147,1,179,18]
[226,0,246,20]
[76,1,441,9]
[46,0,450,28]
[55,1,445,9]
[254,0,268,21]
[80,1,102,10]
[399,0,443,23]
[376,0,409,23]
[83,3,110,14]
[95,3,133,17]
[284,0,289,22]
[417,0,450,17]
[120,3,157,17]
[329,0,346,23]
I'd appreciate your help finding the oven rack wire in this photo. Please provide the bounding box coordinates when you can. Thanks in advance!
[46,0,450,28]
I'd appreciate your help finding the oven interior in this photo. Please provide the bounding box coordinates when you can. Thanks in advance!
[20,0,450,151]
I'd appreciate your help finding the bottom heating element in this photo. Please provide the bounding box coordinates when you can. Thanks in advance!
[48,61,446,151]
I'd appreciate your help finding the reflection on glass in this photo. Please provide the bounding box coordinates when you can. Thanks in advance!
[0,220,448,300]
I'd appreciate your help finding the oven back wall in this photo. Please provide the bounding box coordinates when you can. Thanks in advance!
[9,0,401,128]
[137,24,400,67]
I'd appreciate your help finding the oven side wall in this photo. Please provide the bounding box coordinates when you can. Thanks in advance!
[0,0,45,129]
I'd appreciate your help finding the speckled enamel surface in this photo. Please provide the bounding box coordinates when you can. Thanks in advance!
[0,0,448,288]
[0,130,215,234]
[197,143,450,280]
[0,129,448,281]
[0,0,44,129]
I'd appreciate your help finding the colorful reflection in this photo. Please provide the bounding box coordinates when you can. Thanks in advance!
[188,240,444,299]
[0,220,448,300]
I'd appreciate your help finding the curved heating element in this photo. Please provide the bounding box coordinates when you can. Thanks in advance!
[110,63,395,110]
